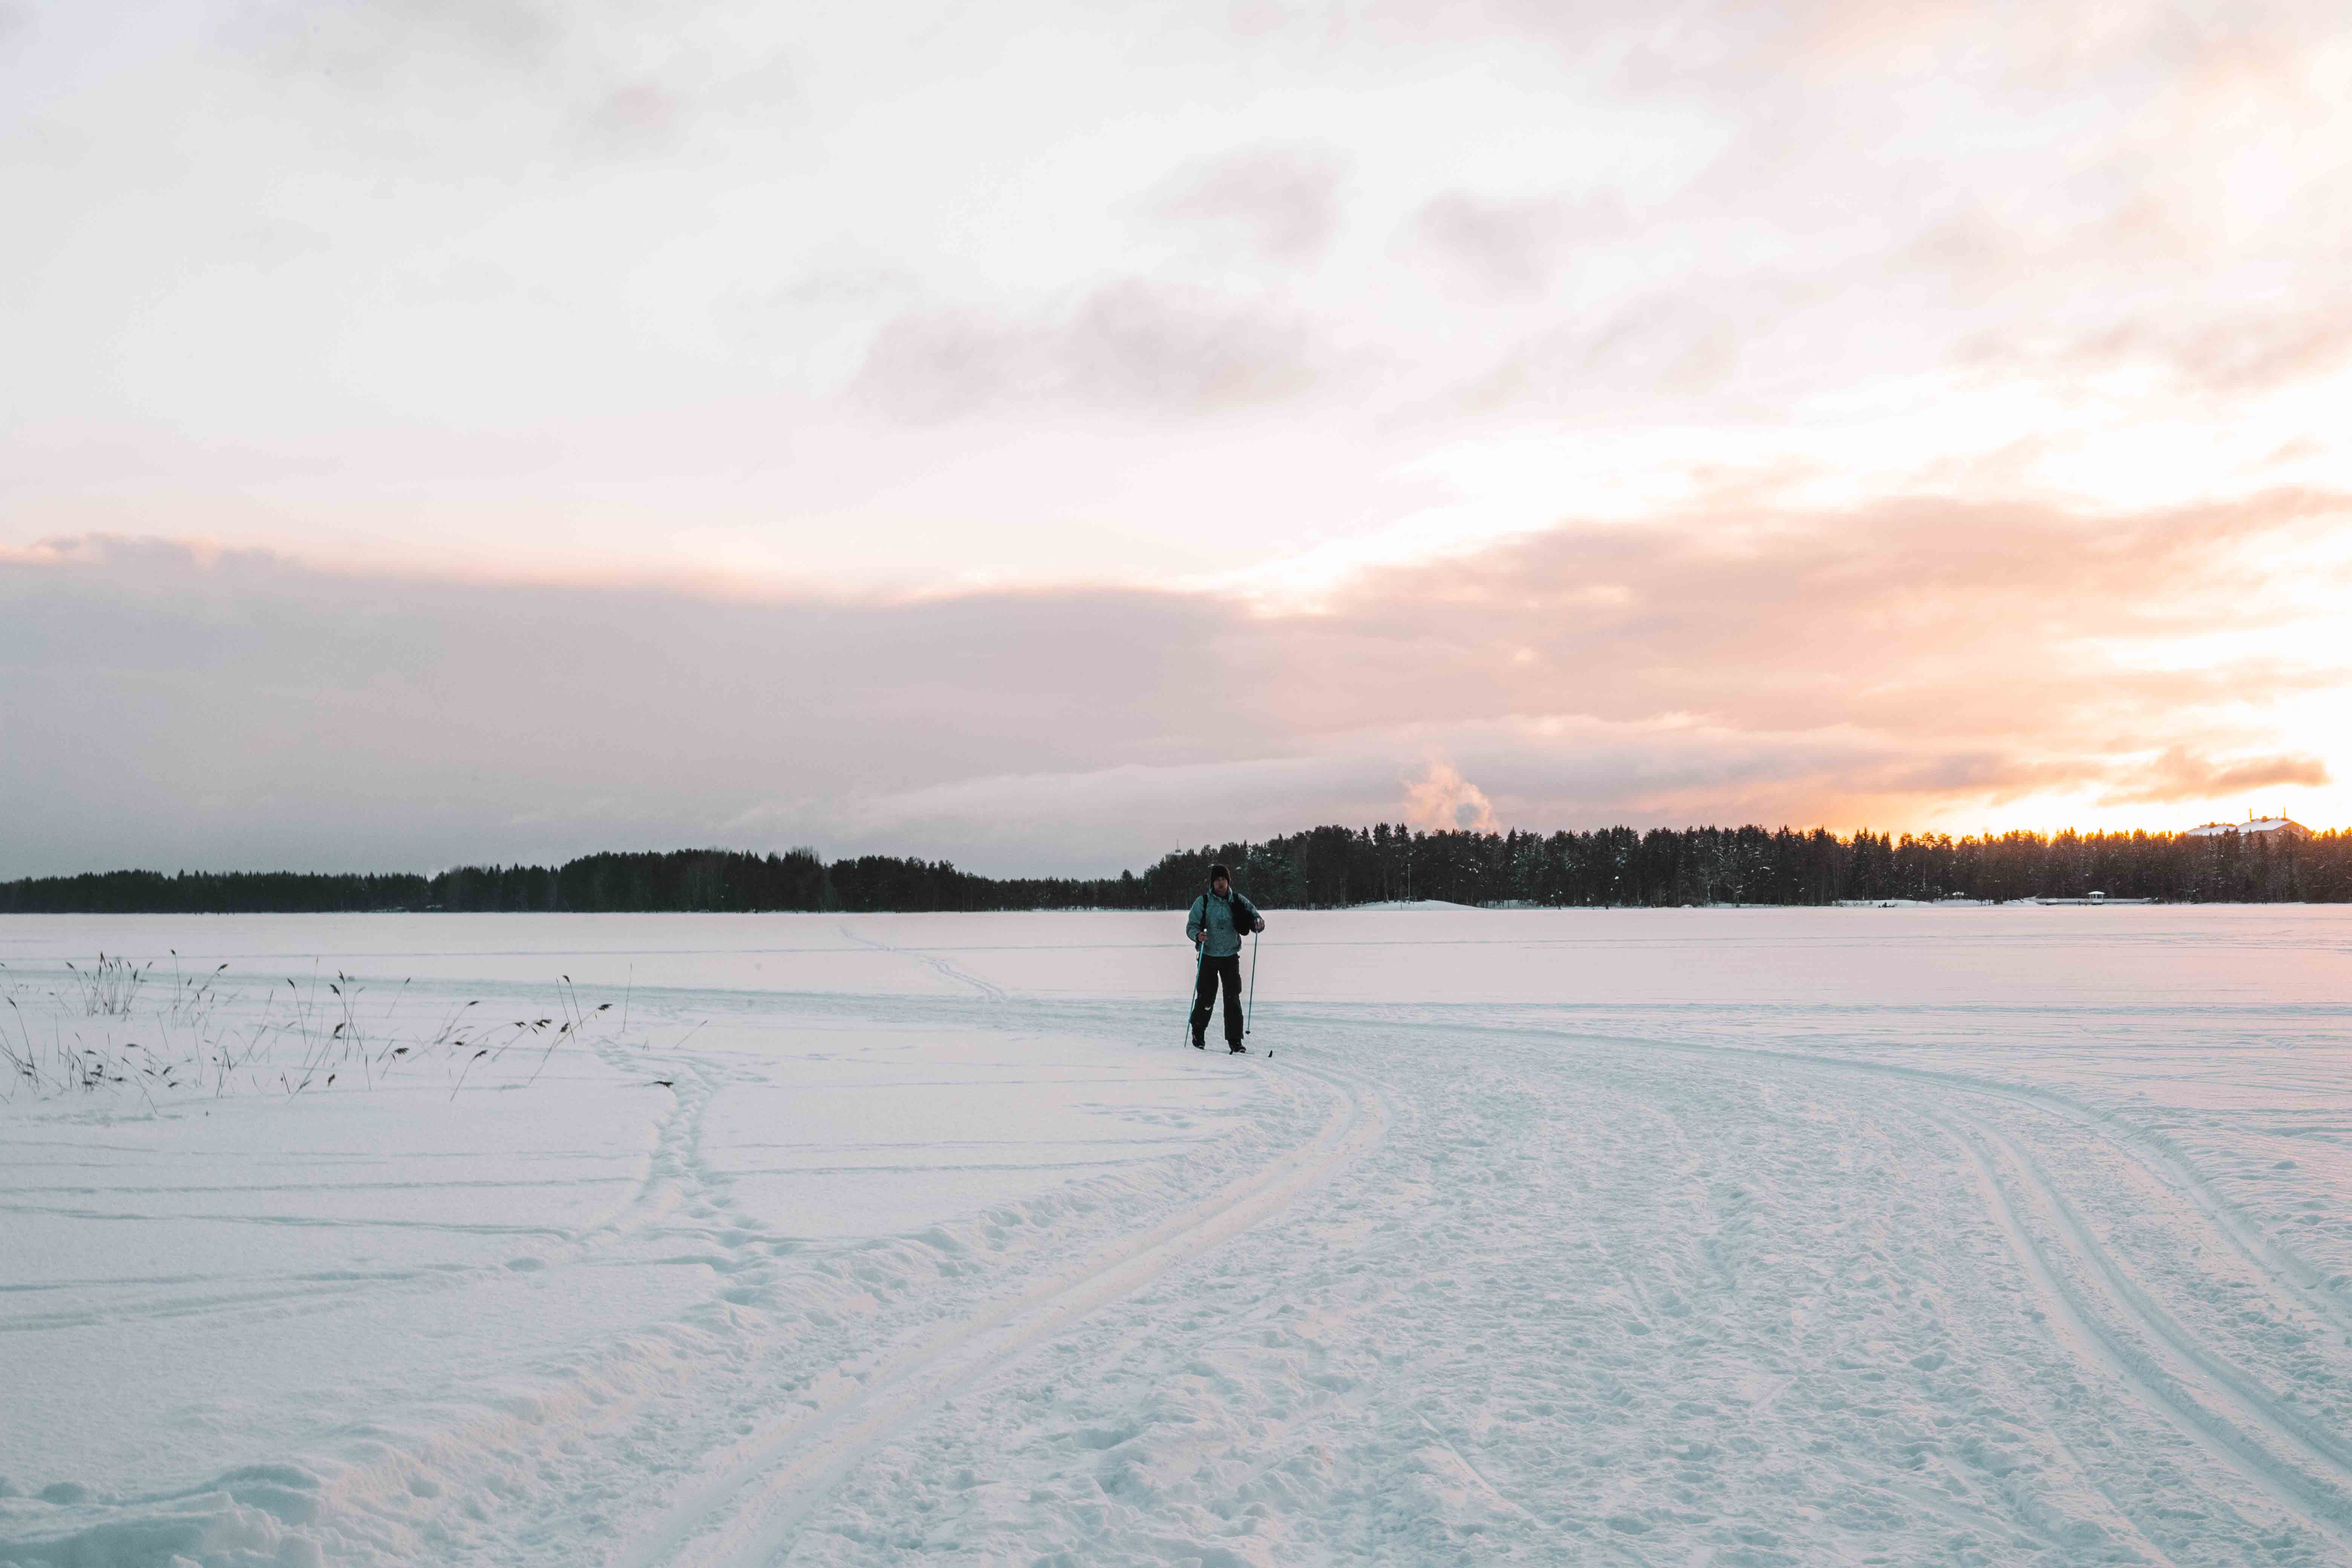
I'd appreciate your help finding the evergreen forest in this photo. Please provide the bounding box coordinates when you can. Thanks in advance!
[3,822,2347,913]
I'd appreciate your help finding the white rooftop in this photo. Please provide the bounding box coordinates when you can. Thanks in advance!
[2184,818,2305,837]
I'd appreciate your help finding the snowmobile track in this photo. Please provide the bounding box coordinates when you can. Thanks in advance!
[609,1051,1385,1568]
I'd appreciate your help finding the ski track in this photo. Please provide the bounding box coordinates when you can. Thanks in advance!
[610,1054,1380,1568]
[1936,1111,2352,1554]
[752,1006,2352,1566]
[6,910,2352,1567]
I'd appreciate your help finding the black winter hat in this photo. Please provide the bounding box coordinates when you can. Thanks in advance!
[1208,863,1232,882]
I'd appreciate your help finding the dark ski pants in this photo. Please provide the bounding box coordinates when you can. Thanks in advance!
[1191,954,1243,1045]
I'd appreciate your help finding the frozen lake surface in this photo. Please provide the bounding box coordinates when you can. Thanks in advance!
[3,905,2350,1566]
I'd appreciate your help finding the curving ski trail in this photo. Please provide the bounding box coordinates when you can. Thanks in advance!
[611,1054,1384,1568]
[1939,1110,2352,1554]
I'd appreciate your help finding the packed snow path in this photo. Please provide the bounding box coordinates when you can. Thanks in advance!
[3,908,2350,1566]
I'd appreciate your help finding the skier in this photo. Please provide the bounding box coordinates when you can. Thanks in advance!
[1186,864,1264,1052]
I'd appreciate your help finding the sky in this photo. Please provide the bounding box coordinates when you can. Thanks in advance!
[4,0,2350,877]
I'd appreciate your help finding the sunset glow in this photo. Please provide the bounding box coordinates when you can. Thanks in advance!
[5,0,2349,873]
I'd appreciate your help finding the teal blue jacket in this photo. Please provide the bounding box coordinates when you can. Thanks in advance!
[1185,890,1263,959]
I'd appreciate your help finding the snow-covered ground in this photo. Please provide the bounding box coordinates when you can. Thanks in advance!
[3,906,2350,1566]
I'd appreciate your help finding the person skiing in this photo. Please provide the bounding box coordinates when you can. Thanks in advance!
[1185,864,1264,1052]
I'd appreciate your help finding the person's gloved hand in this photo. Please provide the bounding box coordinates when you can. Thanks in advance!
[1250,917,1264,933]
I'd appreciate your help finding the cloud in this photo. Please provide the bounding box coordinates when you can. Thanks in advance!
[1448,266,1852,414]
[1407,192,1605,295]
[1258,488,2352,748]
[0,537,1235,874]
[574,77,684,150]
[237,0,794,161]
[1402,758,1498,831]
[853,280,1321,423]
[6,485,2345,878]
[2099,746,2331,806]
[1972,306,2352,399]
[1156,145,1350,261]
[256,0,565,78]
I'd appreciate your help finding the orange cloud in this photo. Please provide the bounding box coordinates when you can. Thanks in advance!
[4,491,2346,877]
[2099,746,2331,806]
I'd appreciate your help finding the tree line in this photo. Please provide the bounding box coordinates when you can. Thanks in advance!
[1161,823,2352,907]
[2,824,2345,914]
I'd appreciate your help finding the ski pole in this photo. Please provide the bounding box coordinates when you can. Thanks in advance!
[1182,901,1206,1049]
[1245,927,1258,1038]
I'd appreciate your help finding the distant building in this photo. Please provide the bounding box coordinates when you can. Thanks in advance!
[2184,817,2308,839]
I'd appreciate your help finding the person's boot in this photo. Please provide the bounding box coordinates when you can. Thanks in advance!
[1228,1041,1246,1054]
[1191,1030,1207,1050]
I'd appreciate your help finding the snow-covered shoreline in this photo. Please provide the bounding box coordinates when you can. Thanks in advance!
[5,907,2350,1565]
